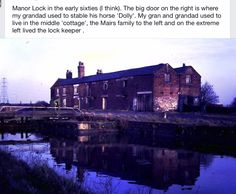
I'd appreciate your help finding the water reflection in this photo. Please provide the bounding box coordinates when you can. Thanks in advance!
[50,136,201,190]
[0,132,42,142]
[2,132,229,193]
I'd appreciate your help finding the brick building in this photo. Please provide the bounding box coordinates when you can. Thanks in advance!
[50,62,201,111]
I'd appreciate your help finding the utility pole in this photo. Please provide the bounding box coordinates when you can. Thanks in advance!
[1,77,9,104]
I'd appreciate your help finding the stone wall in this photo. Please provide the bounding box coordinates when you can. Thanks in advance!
[154,96,178,111]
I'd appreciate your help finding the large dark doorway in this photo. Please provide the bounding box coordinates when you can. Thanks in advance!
[137,94,153,111]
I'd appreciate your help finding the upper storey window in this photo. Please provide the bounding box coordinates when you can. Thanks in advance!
[103,82,108,90]
[164,73,171,83]
[62,87,66,96]
[74,84,79,95]
[123,80,128,88]
[56,88,59,96]
[186,75,192,84]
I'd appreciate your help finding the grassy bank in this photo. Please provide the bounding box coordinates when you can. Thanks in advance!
[0,150,88,194]
[81,110,236,127]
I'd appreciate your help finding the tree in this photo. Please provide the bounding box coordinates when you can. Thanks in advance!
[201,82,219,106]
[230,97,236,107]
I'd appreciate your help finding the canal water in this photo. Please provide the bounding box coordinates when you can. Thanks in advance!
[1,132,236,194]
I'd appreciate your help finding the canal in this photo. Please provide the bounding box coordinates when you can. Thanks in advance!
[0,131,236,194]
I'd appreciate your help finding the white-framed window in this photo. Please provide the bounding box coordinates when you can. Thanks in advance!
[74,84,79,95]
[63,87,66,95]
[62,98,66,107]
[164,73,171,83]
[56,88,59,96]
[186,75,192,84]
[103,82,108,90]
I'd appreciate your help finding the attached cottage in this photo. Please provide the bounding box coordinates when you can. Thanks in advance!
[50,62,201,111]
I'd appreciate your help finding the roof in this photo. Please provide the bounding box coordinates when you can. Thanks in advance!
[52,63,166,87]
[52,63,200,87]
[174,65,201,77]
[174,66,188,74]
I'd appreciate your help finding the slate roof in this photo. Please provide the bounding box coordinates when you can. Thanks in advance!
[175,65,201,77]
[52,63,166,87]
[174,65,191,73]
[52,63,199,87]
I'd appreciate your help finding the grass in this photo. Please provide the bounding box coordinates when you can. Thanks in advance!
[0,150,89,194]
[81,110,236,127]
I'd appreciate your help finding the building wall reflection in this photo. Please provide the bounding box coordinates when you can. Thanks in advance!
[50,137,201,190]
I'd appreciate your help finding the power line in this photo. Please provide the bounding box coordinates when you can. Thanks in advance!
[1,77,9,103]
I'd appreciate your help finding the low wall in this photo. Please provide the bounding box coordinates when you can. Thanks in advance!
[123,121,236,147]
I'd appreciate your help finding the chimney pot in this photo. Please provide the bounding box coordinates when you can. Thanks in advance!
[96,69,103,74]
[78,61,85,78]
[66,70,72,79]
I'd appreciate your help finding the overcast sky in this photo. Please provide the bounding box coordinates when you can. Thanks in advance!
[0,38,235,105]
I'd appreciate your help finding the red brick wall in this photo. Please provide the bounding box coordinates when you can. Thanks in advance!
[51,65,201,111]
[178,67,201,97]
[74,75,154,110]
[153,64,179,111]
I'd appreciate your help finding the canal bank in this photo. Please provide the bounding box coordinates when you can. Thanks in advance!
[1,110,236,143]
[79,110,236,142]
[80,110,236,127]
[0,149,88,194]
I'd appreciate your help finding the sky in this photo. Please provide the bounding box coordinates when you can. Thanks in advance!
[0,38,235,105]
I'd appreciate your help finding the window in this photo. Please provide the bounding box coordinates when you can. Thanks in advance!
[62,98,66,107]
[164,73,171,83]
[74,84,79,95]
[85,97,89,104]
[194,97,199,105]
[56,88,59,96]
[86,84,89,95]
[103,82,108,90]
[62,88,66,97]
[186,75,192,84]
[123,80,128,87]
[63,87,66,95]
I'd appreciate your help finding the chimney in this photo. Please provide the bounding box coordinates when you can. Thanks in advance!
[183,63,186,67]
[66,70,72,79]
[96,69,103,74]
[78,61,85,78]
[166,63,169,73]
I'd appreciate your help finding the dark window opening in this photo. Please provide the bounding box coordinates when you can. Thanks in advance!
[103,83,108,90]
[123,80,128,87]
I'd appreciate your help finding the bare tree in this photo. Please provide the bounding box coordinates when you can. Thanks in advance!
[201,82,219,108]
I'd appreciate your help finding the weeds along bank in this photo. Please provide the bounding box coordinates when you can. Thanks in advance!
[0,150,88,194]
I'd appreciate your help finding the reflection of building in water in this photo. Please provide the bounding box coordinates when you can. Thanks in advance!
[153,149,199,189]
[50,138,200,190]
